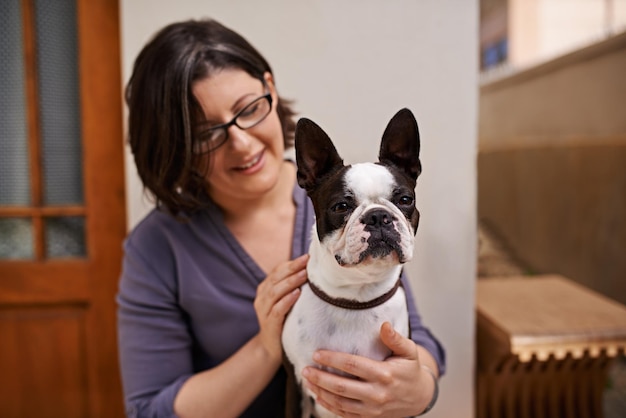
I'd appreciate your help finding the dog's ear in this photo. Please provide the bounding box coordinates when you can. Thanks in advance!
[379,108,421,181]
[295,118,344,192]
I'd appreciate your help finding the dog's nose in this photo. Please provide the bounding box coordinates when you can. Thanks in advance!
[362,209,395,228]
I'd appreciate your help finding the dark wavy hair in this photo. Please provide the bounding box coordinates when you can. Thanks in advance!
[125,19,297,216]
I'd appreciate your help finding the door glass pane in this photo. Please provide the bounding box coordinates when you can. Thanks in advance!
[45,217,86,258]
[35,0,84,206]
[0,218,34,260]
[0,0,31,206]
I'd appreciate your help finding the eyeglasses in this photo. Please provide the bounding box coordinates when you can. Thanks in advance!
[193,93,273,154]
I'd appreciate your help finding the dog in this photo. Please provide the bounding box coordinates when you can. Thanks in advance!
[282,108,422,418]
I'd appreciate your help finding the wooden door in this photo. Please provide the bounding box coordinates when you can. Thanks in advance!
[0,0,126,417]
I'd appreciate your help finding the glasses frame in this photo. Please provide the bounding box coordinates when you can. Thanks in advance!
[193,92,273,154]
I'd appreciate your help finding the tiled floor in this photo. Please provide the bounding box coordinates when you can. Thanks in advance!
[478,222,626,417]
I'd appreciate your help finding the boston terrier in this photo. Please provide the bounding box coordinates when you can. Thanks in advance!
[282,108,422,418]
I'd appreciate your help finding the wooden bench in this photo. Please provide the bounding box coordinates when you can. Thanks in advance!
[476,275,626,418]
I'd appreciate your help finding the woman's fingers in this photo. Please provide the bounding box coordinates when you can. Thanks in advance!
[302,356,378,401]
[256,254,308,315]
[270,253,309,284]
[269,287,301,320]
[300,324,430,417]
[253,254,308,359]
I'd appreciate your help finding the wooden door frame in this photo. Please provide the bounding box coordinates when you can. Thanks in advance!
[0,0,126,416]
[78,0,126,415]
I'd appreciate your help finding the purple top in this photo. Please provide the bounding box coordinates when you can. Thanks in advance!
[117,181,445,418]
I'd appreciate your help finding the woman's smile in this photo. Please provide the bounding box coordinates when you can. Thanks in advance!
[232,149,265,173]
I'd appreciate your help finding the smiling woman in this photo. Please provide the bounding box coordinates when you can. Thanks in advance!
[189,69,289,208]
[125,19,297,218]
[117,17,445,418]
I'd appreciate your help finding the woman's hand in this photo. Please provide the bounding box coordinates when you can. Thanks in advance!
[301,322,437,418]
[253,254,309,363]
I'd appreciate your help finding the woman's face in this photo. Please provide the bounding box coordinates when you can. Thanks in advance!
[192,69,286,204]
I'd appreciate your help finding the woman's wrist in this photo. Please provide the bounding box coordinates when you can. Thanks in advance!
[253,332,284,368]
[417,364,439,415]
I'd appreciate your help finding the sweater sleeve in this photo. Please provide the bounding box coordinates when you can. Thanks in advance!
[117,232,193,418]
[401,271,446,376]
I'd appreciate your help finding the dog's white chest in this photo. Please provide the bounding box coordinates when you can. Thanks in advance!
[282,281,409,376]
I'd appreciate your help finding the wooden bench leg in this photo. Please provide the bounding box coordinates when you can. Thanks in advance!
[544,355,562,418]
[503,357,521,418]
[477,352,616,418]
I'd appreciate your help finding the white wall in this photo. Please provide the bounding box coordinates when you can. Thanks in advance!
[121,1,478,416]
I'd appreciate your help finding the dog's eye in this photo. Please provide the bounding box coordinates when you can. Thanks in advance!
[398,196,414,206]
[331,202,350,214]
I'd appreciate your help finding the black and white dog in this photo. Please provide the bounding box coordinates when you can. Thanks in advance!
[282,108,422,418]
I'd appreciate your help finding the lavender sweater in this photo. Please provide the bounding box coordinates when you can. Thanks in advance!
[117,183,445,418]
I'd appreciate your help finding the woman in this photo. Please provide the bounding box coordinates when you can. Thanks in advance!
[118,18,445,418]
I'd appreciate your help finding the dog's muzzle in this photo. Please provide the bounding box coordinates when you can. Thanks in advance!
[358,208,404,262]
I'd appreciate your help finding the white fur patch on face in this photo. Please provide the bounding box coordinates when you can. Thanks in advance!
[345,163,396,203]
[323,163,415,268]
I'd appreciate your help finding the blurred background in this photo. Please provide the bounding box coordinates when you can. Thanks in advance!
[478,0,626,306]
[0,0,624,417]
[477,1,626,417]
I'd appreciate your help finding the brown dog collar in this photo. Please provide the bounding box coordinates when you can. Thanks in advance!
[307,279,402,310]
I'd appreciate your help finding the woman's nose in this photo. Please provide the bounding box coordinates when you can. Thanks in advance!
[226,125,253,151]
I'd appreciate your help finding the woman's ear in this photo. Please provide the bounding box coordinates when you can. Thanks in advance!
[263,71,274,87]
[263,72,278,102]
